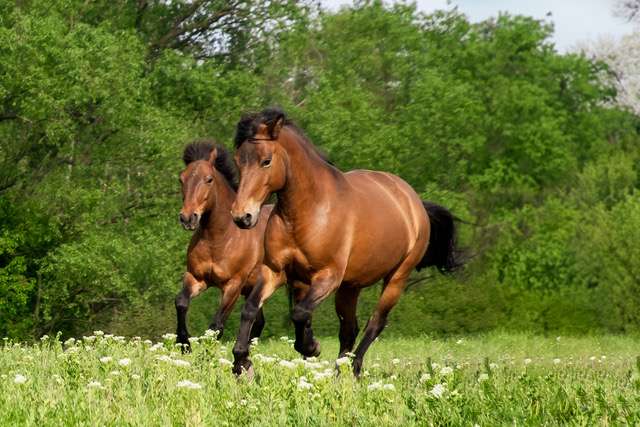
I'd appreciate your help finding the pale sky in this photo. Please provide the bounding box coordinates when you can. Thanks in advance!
[321,0,635,51]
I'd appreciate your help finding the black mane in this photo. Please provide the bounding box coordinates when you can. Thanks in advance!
[182,140,238,191]
[234,107,334,165]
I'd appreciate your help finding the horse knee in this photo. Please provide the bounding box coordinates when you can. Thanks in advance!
[240,302,259,323]
[175,293,189,311]
[291,305,311,325]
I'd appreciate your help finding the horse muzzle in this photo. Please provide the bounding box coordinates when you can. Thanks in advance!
[179,211,201,230]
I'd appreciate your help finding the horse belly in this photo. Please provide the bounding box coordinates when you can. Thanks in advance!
[341,171,425,285]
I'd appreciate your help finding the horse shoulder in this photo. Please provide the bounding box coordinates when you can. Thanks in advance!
[264,211,296,272]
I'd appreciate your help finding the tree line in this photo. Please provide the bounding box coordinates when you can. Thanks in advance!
[1,0,639,339]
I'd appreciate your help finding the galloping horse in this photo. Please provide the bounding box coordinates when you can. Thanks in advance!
[175,141,273,348]
[230,108,461,376]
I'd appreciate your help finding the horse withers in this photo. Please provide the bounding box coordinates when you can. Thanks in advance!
[175,141,272,349]
[229,109,462,376]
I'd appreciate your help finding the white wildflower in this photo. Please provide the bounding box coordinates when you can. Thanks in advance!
[419,373,431,383]
[218,358,233,367]
[131,374,141,380]
[368,381,383,390]
[553,358,561,365]
[188,337,199,343]
[279,336,289,341]
[489,363,498,370]
[104,334,114,339]
[93,331,104,337]
[155,355,172,362]
[110,371,121,376]
[99,356,112,364]
[87,380,103,389]
[392,358,401,365]
[172,359,190,367]
[313,370,333,381]
[254,354,276,363]
[114,336,125,342]
[118,358,131,367]
[335,357,351,367]
[204,329,219,338]
[456,339,463,345]
[250,337,259,346]
[371,363,381,369]
[64,338,76,346]
[430,383,446,398]
[297,377,313,390]
[40,334,49,341]
[143,339,153,345]
[13,374,27,384]
[383,383,395,391]
[279,360,296,369]
[239,399,248,406]
[524,358,532,365]
[162,333,177,340]
[431,362,440,370]
[478,373,489,382]
[440,366,454,375]
[590,356,596,361]
[176,380,202,389]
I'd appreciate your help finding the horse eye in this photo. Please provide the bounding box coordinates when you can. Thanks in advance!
[260,158,272,168]
[205,176,214,183]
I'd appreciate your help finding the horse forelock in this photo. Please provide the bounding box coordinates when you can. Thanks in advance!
[182,140,238,191]
[234,108,334,166]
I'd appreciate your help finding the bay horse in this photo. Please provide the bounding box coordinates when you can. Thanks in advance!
[175,141,273,348]
[229,108,461,376]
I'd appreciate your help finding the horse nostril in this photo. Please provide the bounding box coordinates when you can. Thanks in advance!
[243,213,252,226]
[179,213,187,225]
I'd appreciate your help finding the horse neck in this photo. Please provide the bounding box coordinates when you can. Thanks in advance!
[201,176,236,240]
[277,130,343,221]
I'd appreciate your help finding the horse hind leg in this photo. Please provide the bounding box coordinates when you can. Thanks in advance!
[335,286,361,357]
[351,268,411,376]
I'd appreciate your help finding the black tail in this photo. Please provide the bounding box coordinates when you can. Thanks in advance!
[416,201,462,273]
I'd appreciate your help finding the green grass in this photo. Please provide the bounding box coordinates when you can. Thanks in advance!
[2,332,640,426]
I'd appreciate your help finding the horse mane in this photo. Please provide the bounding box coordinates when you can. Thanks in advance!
[182,140,238,191]
[234,107,334,165]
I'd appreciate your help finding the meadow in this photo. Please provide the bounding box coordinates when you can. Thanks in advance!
[2,332,640,426]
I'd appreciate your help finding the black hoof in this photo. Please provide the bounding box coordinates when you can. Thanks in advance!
[232,359,253,377]
[296,339,321,358]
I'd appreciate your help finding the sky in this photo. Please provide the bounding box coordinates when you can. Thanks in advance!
[321,0,635,51]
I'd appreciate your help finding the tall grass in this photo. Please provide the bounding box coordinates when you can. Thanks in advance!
[2,332,640,425]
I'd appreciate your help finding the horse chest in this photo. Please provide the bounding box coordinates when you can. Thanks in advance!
[187,245,230,285]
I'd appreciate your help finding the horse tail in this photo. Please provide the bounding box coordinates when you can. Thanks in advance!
[416,201,462,273]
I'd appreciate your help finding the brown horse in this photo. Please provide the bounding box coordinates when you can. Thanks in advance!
[175,141,273,348]
[229,108,461,376]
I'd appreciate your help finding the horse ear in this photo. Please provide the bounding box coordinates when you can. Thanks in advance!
[269,114,285,139]
[208,146,218,164]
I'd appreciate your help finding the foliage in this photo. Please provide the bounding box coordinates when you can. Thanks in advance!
[0,0,639,339]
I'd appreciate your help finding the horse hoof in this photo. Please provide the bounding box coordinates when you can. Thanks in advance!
[310,340,321,357]
[233,359,254,379]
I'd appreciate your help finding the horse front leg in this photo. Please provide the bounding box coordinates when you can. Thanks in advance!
[175,272,207,351]
[232,266,284,376]
[291,269,343,358]
[208,278,243,339]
